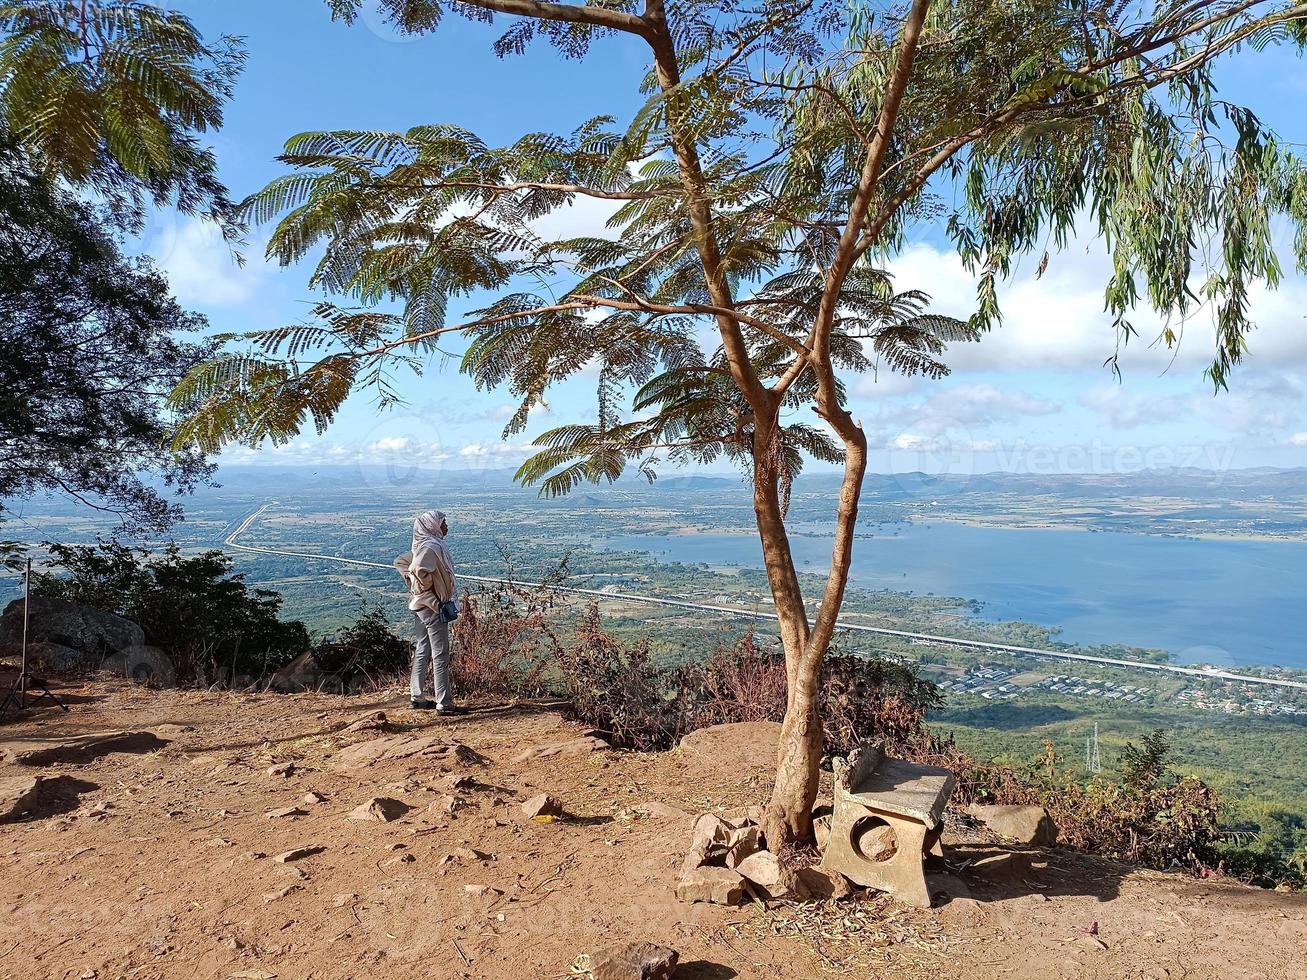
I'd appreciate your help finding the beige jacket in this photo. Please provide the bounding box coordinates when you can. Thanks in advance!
[394,545,456,616]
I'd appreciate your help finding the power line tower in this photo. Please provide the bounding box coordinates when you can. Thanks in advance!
[1085,723,1102,775]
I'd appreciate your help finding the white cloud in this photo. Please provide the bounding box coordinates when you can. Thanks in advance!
[1080,386,1184,429]
[150,218,269,307]
[885,241,1307,377]
[1290,433,1307,446]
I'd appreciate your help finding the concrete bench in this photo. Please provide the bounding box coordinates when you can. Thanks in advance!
[820,742,955,908]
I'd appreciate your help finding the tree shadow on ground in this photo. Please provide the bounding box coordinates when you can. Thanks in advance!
[8,776,100,821]
[931,843,1129,905]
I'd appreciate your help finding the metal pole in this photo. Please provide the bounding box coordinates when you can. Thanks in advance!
[19,558,30,703]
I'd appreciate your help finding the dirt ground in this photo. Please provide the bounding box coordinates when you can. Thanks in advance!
[0,680,1303,980]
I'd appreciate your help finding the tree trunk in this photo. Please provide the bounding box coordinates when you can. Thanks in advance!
[761,424,869,848]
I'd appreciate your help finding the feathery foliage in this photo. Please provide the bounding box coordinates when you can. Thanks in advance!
[171,0,1307,840]
[0,0,245,237]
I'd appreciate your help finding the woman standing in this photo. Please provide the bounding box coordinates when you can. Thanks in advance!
[393,509,463,714]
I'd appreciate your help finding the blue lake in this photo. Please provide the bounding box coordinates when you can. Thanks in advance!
[592,523,1307,671]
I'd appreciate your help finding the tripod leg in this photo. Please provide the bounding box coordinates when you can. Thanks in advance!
[32,682,69,713]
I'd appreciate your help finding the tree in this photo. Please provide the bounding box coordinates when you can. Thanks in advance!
[0,131,214,534]
[170,0,1307,845]
[0,0,245,238]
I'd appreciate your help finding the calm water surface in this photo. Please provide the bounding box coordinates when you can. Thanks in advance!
[592,523,1307,670]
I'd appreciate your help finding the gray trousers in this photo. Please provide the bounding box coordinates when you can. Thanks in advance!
[411,609,452,708]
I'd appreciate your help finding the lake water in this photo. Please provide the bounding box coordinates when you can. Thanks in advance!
[592,523,1307,670]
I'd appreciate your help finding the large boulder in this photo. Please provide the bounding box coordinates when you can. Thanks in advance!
[966,803,1059,846]
[577,942,679,980]
[101,644,176,688]
[267,650,328,693]
[0,597,144,668]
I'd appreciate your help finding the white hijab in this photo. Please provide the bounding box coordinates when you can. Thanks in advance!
[412,510,447,555]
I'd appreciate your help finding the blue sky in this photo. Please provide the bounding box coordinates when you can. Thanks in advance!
[146,2,1307,480]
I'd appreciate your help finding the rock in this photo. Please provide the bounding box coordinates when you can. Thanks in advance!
[966,803,1059,846]
[301,791,327,805]
[342,711,389,733]
[428,795,468,816]
[0,775,47,823]
[267,762,295,778]
[520,793,564,819]
[348,797,410,822]
[678,722,781,773]
[813,814,832,851]
[675,866,745,905]
[577,941,679,980]
[854,823,898,862]
[385,852,416,866]
[723,825,763,869]
[266,806,307,819]
[332,892,359,907]
[0,730,169,767]
[463,884,503,898]
[0,596,144,661]
[439,846,493,865]
[511,735,610,764]
[796,866,854,900]
[268,651,330,694]
[273,846,324,863]
[439,773,477,792]
[100,645,176,687]
[682,814,733,873]
[735,850,803,899]
[1077,935,1108,951]
[24,640,89,672]
[262,883,302,903]
[331,735,486,770]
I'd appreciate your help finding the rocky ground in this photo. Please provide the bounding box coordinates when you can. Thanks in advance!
[0,680,1303,980]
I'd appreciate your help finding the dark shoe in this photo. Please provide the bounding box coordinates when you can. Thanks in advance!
[410,698,436,710]
[435,704,466,716]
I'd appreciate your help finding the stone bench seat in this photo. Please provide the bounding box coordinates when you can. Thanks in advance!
[820,742,955,908]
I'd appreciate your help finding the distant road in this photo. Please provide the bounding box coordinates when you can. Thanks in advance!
[225,502,1307,692]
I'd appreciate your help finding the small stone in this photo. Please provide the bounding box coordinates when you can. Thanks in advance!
[734,850,802,899]
[577,941,679,980]
[440,846,493,865]
[519,794,564,819]
[385,853,416,866]
[429,794,468,816]
[675,866,745,905]
[273,846,325,863]
[463,883,503,898]
[262,883,302,903]
[266,762,295,778]
[348,797,410,822]
[1077,935,1108,951]
[301,791,327,805]
[440,773,477,791]
[266,806,307,819]
[331,892,359,907]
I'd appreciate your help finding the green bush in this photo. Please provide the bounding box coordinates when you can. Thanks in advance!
[36,541,308,684]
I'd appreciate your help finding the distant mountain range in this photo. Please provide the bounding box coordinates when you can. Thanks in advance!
[202,463,1307,501]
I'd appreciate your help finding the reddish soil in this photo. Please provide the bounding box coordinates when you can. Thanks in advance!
[0,681,1303,980]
